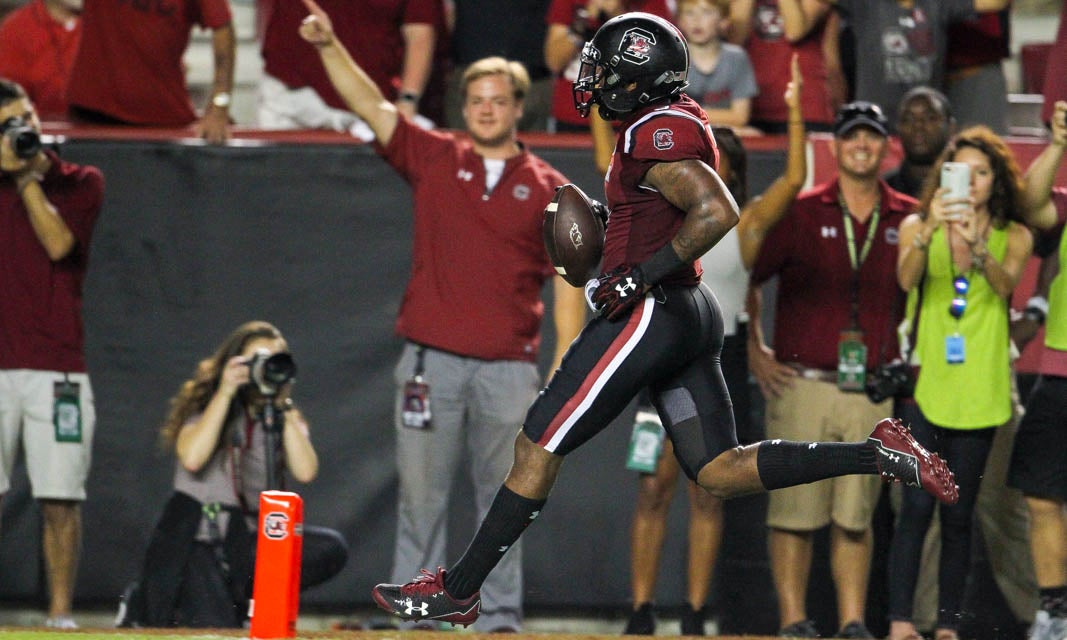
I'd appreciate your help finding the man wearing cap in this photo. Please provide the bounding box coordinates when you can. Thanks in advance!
[747,101,917,638]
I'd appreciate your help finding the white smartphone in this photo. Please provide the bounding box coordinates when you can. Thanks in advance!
[940,161,970,219]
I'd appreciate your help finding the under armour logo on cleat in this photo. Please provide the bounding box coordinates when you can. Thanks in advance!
[808,443,817,449]
[404,600,429,617]
[498,545,510,552]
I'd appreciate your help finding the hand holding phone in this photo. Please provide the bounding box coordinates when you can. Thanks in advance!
[940,161,970,219]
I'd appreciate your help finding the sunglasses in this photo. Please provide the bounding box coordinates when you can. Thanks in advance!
[949,275,969,319]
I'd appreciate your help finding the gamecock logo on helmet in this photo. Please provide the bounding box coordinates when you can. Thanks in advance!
[263,512,290,540]
[620,27,656,65]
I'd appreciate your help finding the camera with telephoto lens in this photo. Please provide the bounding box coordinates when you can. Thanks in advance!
[0,116,42,160]
[864,360,916,404]
[247,349,297,397]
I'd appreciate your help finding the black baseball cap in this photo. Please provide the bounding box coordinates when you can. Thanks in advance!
[833,101,889,137]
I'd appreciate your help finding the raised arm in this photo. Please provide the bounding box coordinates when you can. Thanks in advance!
[396,21,436,119]
[175,356,245,472]
[2,142,75,261]
[725,0,754,45]
[196,22,236,144]
[299,0,400,144]
[737,55,807,269]
[1020,100,1067,231]
[778,0,832,42]
[282,407,319,483]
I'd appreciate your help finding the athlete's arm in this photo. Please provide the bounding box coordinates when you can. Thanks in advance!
[643,158,740,262]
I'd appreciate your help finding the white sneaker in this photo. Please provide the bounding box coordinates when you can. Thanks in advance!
[45,615,78,629]
[1031,611,1067,640]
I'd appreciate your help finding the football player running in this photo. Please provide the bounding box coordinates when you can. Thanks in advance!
[363,12,959,626]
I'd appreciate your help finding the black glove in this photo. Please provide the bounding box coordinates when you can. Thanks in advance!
[591,264,649,321]
[590,199,609,228]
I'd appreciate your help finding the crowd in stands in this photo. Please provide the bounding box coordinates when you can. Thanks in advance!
[1,0,1066,638]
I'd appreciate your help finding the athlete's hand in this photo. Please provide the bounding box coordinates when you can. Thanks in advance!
[591,264,649,321]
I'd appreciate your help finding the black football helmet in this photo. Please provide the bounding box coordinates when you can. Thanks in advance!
[573,12,689,120]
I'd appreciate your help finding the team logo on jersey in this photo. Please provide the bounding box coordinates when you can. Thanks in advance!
[620,27,656,65]
[513,184,531,201]
[885,227,900,245]
[263,512,290,540]
[653,128,674,150]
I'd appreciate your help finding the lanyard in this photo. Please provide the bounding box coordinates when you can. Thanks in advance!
[838,191,882,327]
[838,191,882,271]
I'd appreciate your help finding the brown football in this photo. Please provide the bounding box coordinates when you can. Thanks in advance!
[543,183,605,287]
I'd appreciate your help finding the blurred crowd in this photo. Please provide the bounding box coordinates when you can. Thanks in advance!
[0,0,1062,139]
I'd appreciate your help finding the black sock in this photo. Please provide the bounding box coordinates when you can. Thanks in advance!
[1040,586,1067,617]
[756,439,878,490]
[443,485,546,600]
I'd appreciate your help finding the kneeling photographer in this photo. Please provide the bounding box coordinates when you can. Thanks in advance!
[118,321,348,628]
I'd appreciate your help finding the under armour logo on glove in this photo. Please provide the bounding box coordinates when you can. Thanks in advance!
[592,265,649,321]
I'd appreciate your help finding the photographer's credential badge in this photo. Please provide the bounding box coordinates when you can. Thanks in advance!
[53,378,81,443]
[626,409,664,473]
[837,329,867,392]
[402,377,431,429]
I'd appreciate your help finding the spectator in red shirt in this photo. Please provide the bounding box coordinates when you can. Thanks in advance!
[0,78,103,630]
[257,0,442,137]
[945,10,1010,134]
[0,0,81,120]
[727,0,844,133]
[748,101,916,638]
[65,0,235,144]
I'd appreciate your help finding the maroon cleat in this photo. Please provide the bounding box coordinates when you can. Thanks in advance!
[371,567,481,627]
[867,417,959,504]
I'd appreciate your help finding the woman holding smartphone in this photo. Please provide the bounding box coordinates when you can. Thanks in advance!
[889,127,1033,640]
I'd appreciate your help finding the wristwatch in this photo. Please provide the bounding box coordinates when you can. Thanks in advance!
[211,92,232,109]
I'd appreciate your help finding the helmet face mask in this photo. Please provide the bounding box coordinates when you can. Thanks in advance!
[572,12,689,120]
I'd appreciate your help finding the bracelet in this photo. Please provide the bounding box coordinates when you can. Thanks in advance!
[397,91,420,104]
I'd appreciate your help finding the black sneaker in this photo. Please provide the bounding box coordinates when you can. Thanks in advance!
[679,604,705,636]
[371,567,481,627]
[837,620,874,638]
[779,619,820,637]
[624,602,655,635]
